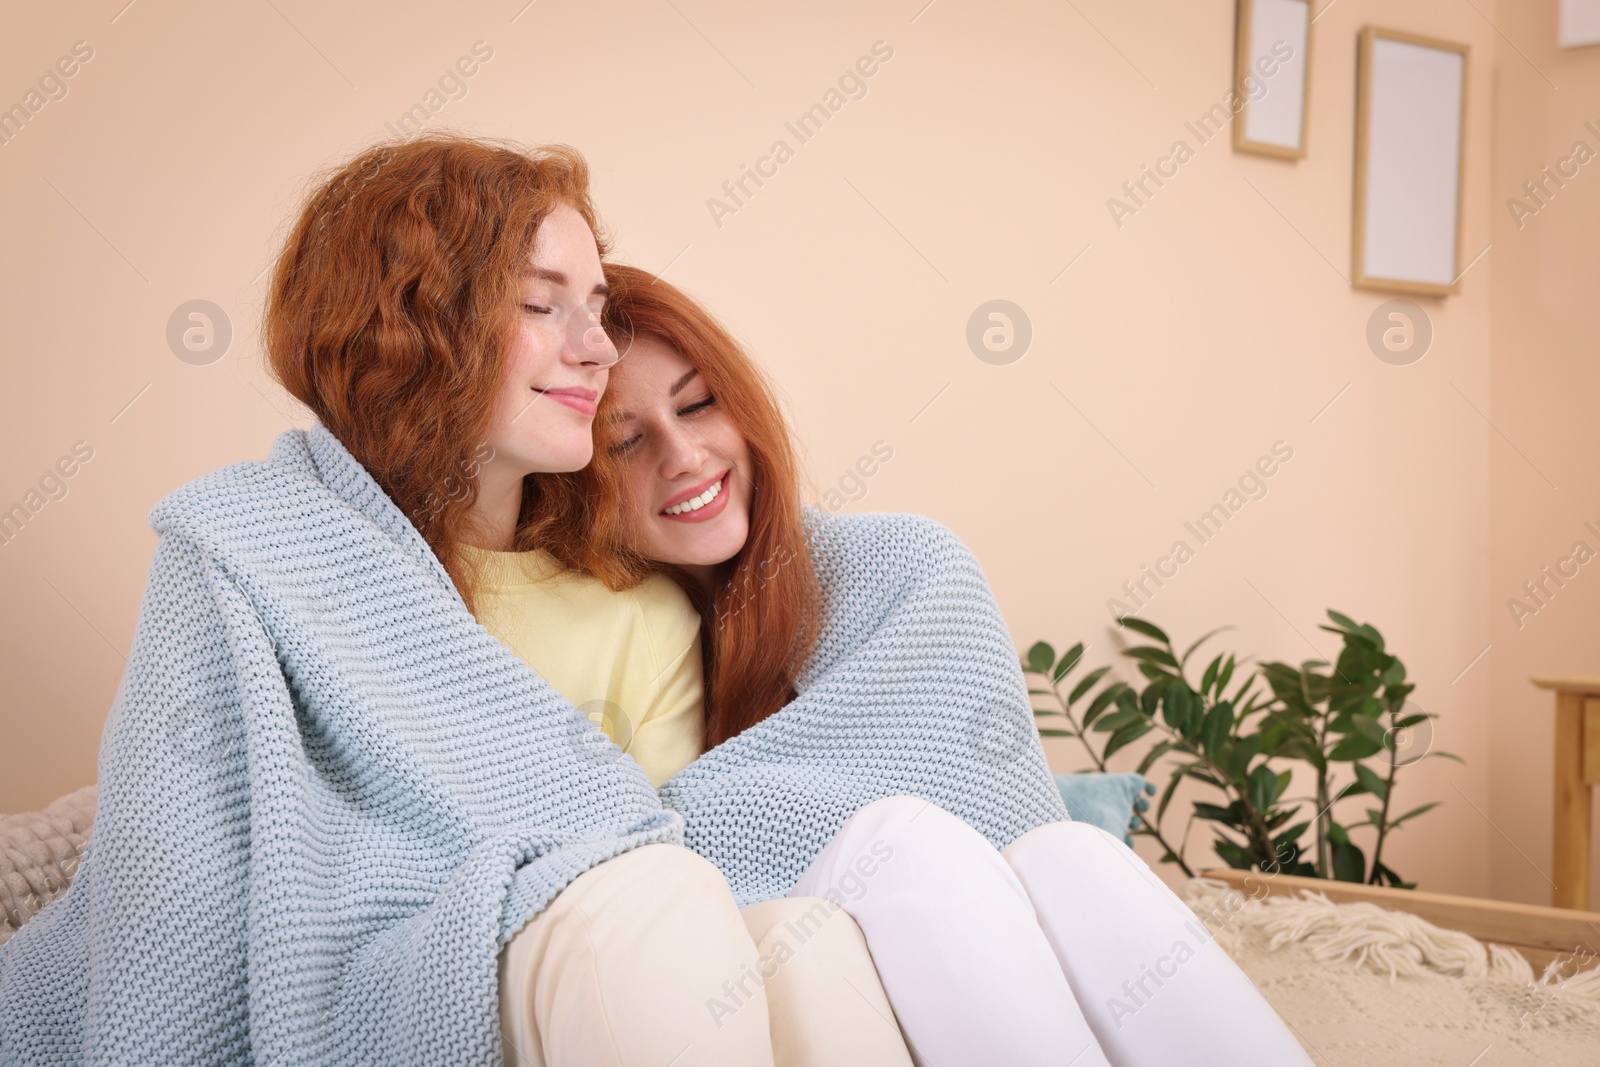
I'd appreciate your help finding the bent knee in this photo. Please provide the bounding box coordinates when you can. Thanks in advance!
[742,894,852,944]
[1004,818,1129,865]
[845,794,995,856]
[598,842,730,895]
[849,794,937,829]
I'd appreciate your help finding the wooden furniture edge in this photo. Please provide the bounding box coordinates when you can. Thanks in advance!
[1531,675,1596,908]
[1198,868,1600,972]
[1532,675,1600,695]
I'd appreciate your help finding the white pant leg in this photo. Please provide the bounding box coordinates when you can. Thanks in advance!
[788,795,1111,1067]
[1002,820,1315,1067]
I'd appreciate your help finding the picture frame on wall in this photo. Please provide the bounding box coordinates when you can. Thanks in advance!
[1352,27,1469,297]
[1233,0,1313,159]
[1559,0,1600,47]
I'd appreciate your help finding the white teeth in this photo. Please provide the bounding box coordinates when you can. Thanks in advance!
[663,478,723,516]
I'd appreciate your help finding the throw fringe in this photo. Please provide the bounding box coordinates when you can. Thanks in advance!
[1182,876,1600,1002]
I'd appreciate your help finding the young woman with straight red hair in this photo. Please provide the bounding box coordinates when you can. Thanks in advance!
[541,264,1318,1067]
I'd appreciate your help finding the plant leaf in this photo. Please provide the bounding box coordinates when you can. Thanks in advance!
[1126,646,1182,669]
[1119,617,1170,644]
[1247,764,1279,811]
[1352,762,1389,801]
[1193,801,1238,823]
[1325,608,1361,633]
[1104,719,1155,759]
[1388,801,1441,827]
[1179,626,1233,672]
[1201,701,1234,757]
[1093,706,1145,733]
[1331,836,1366,883]
[1216,654,1236,695]
[1069,665,1112,704]
[1137,739,1177,776]
[1163,684,1190,730]
[1328,733,1385,761]
[1052,642,1085,681]
[1083,685,1124,729]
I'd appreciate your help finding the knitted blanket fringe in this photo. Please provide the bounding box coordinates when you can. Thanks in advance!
[1181,877,1600,1001]
[0,420,1064,1065]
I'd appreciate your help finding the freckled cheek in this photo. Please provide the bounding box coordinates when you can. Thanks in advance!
[626,473,656,522]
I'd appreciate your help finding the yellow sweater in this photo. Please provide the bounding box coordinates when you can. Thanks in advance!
[458,544,705,787]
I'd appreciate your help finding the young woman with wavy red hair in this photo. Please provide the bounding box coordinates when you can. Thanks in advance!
[558,265,1316,1067]
[0,133,912,1067]
[264,136,916,1067]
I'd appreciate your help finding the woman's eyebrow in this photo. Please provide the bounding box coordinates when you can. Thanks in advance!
[522,265,609,298]
[608,370,700,424]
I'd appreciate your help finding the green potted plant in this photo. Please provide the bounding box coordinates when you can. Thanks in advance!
[1025,611,1457,886]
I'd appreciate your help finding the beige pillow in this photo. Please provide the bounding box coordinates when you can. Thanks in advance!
[0,784,97,946]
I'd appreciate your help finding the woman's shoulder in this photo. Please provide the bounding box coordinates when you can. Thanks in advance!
[149,421,435,552]
[800,505,968,564]
[627,571,702,643]
[148,427,320,544]
[142,423,447,600]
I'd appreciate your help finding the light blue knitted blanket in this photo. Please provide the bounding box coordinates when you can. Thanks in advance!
[0,421,1065,1065]
[662,508,1069,906]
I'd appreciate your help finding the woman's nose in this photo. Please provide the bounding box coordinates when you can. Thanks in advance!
[564,305,619,367]
[658,424,708,477]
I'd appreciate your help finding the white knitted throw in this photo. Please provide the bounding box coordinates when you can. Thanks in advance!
[1182,877,1600,1065]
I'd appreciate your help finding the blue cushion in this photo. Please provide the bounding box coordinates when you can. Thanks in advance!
[1053,772,1154,846]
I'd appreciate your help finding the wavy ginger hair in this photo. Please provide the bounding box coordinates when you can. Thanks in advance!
[263,134,626,618]
[540,264,822,749]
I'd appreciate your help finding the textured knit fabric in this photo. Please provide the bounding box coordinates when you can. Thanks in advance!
[0,786,97,949]
[660,509,1069,907]
[458,542,705,787]
[0,422,682,1066]
[0,419,1067,1064]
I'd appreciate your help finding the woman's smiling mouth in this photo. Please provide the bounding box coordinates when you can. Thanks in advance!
[660,470,731,522]
[532,385,599,417]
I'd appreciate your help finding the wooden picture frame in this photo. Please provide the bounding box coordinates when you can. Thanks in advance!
[1233,0,1313,159]
[1352,27,1469,297]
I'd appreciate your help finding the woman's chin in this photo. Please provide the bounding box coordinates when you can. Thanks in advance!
[652,515,749,571]
[515,440,594,475]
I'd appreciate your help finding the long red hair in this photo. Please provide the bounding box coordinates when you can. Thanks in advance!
[541,265,822,749]
[262,133,627,618]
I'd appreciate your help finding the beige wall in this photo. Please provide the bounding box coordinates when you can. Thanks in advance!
[1487,4,1600,908]
[0,0,1583,904]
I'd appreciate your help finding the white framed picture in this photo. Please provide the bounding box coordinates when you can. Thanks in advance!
[1352,27,1469,297]
[1233,0,1313,159]
[1560,0,1600,47]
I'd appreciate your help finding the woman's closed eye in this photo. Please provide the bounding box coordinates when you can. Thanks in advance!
[522,303,552,315]
[608,396,717,456]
